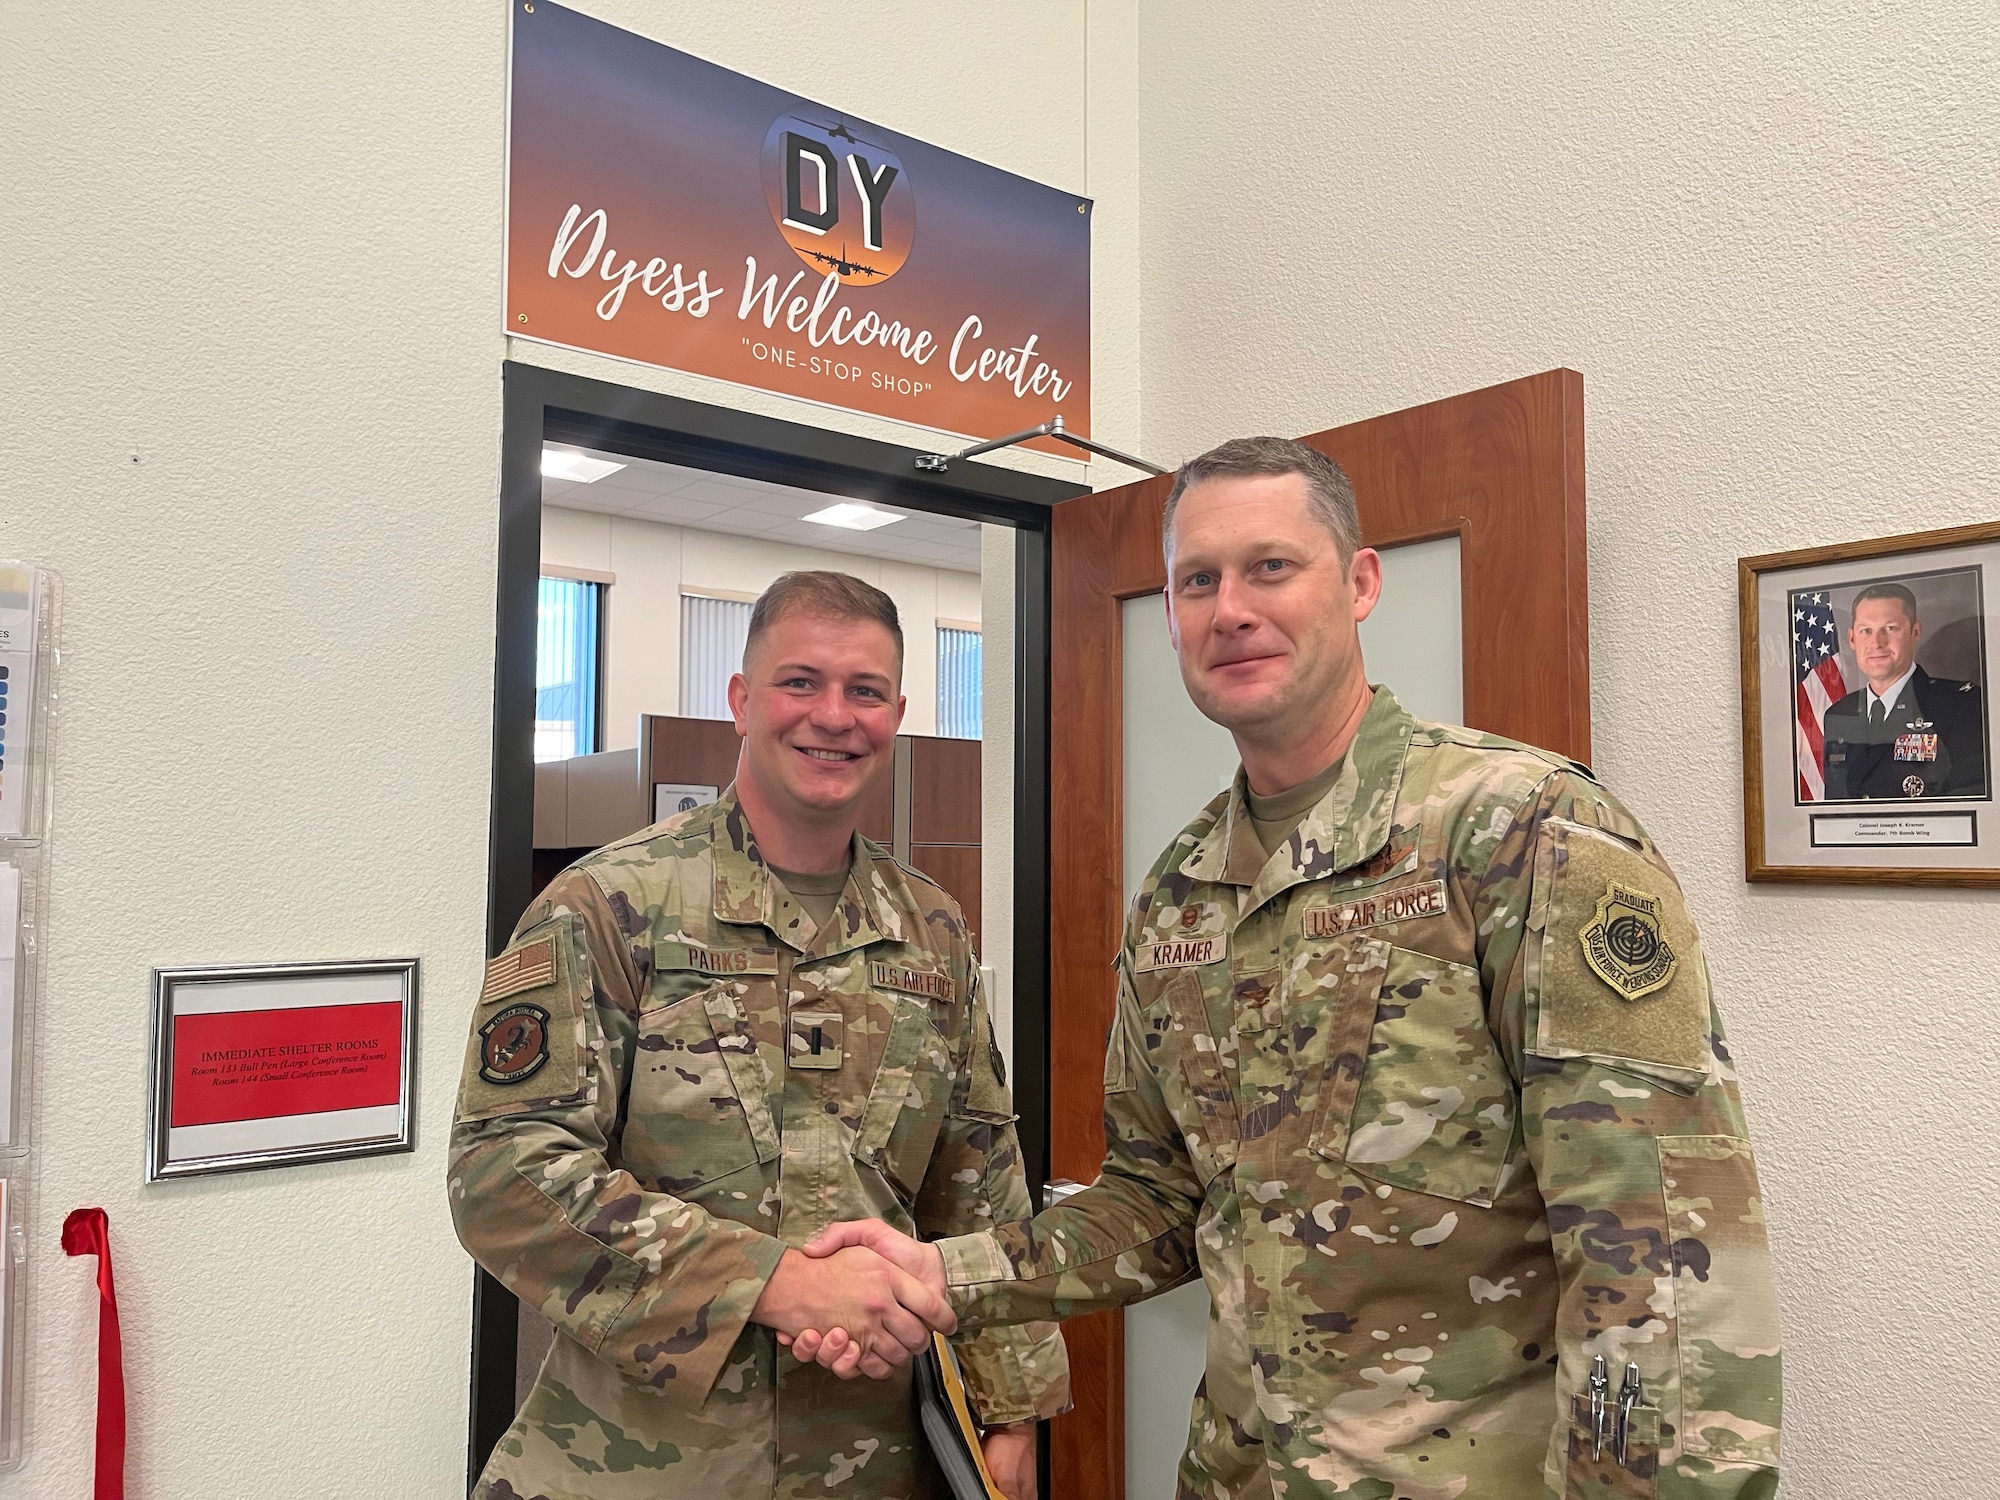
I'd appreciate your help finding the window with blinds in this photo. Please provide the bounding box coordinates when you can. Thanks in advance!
[535,577,602,762]
[681,594,754,720]
[937,625,982,739]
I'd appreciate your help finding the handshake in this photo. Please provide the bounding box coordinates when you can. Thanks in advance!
[750,1219,952,1380]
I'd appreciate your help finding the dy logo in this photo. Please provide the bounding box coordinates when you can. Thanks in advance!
[761,114,914,285]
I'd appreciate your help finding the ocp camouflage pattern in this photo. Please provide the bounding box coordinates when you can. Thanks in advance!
[449,789,1068,1499]
[939,687,1780,1498]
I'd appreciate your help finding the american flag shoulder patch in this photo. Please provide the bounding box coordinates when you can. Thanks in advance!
[482,937,556,1005]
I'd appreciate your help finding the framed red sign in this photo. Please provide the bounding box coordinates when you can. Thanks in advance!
[147,959,418,1181]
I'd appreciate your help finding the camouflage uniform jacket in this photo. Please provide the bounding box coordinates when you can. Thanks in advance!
[940,688,1781,1499]
[450,789,1068,1500]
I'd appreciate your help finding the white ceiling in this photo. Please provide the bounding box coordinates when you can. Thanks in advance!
[542,446,982,572]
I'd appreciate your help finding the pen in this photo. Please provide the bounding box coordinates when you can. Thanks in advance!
[1616,1363,1642,1465]
[1588,1355,1609,1460]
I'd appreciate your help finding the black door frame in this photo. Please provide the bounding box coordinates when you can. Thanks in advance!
[473,360,1082,1486]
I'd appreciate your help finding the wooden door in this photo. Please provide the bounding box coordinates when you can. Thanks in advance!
[1045,369,1589,1497]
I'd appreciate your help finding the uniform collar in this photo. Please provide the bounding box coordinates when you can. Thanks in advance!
[1179,686,1416,900]
[1866,662,1920,717]
[709,785,916,958]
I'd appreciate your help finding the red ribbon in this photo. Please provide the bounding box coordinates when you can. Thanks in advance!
[61,1208,125,1500]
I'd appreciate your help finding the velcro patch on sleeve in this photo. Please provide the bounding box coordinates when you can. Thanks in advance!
[870,960,953,1002]
[457,919,589,1121]
[1533,821,1709,1077]
[481,938,554,1005]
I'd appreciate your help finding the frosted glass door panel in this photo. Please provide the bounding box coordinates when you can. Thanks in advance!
[1120,594,1240,896]
[1116,540,1463,1496]
[1359,535,1463,724]
[1119,594,1234,1498]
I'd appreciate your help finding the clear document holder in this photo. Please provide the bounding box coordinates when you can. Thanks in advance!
[0,562,62,1469]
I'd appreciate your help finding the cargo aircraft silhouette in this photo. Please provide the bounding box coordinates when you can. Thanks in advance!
[800,243,888,279]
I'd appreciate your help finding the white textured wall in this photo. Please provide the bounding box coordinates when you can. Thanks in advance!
[1132,3,2000,1492]
[0,3,503,1496]
[0,1,1102,1494]
[540,507,980,745]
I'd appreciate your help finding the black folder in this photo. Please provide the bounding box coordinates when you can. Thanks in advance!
[915,1331,1008,1500]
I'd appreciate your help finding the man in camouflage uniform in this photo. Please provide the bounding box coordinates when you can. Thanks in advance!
[450,571,1068,1500]
[798,441,1782,1497]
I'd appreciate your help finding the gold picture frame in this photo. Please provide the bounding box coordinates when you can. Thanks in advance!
[1740,520,2000,885]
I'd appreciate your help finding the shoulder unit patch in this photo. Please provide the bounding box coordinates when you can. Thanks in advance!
[478,1003,551,1085]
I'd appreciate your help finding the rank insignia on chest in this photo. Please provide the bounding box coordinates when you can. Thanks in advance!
[787,1011,844,1069]
[1302,878,1447,939]
[478,1003,551,1085]
[1893,732,1939,763]
[1579,882,1678,1000]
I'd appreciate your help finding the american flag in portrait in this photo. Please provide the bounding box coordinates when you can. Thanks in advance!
[1792,590,1850,801]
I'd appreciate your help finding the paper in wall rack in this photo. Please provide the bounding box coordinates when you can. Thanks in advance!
[0,561,61,1471]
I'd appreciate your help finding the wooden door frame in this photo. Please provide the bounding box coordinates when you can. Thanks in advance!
[1046,369,1589,1497]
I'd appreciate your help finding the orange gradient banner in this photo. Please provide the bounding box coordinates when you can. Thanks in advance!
[507,3,1092,445]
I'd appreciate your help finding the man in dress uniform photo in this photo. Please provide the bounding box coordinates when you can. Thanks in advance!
[1821,580,1988,800]
[449,571,1065,1500]
[792,437,1783,1498]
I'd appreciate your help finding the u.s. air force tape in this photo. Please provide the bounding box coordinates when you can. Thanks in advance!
[1301,879,1447,939]
[870,961,952,1001]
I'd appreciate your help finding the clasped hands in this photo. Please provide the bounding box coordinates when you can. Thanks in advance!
[749,1219,950,1381]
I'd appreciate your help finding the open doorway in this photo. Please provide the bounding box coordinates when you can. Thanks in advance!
[472,363,1083,1483]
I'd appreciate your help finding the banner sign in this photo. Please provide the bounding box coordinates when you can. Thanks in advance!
[507,1,1092,444]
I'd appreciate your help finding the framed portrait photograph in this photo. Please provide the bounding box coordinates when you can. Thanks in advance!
[147,958,418,1181]
[1741,521,2000,885]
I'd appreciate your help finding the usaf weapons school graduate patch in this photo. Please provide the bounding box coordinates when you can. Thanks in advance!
[1578,883,1678,999]
[458,916,588,1119]
[1531,817,1710,1080]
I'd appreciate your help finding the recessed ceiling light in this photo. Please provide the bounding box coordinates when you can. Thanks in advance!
[542,448,626,484]
[802,502,907,532]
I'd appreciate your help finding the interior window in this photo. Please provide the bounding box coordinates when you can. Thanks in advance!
[937,624,982,739]
[534,576,602,762]
[681,594,753,720]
